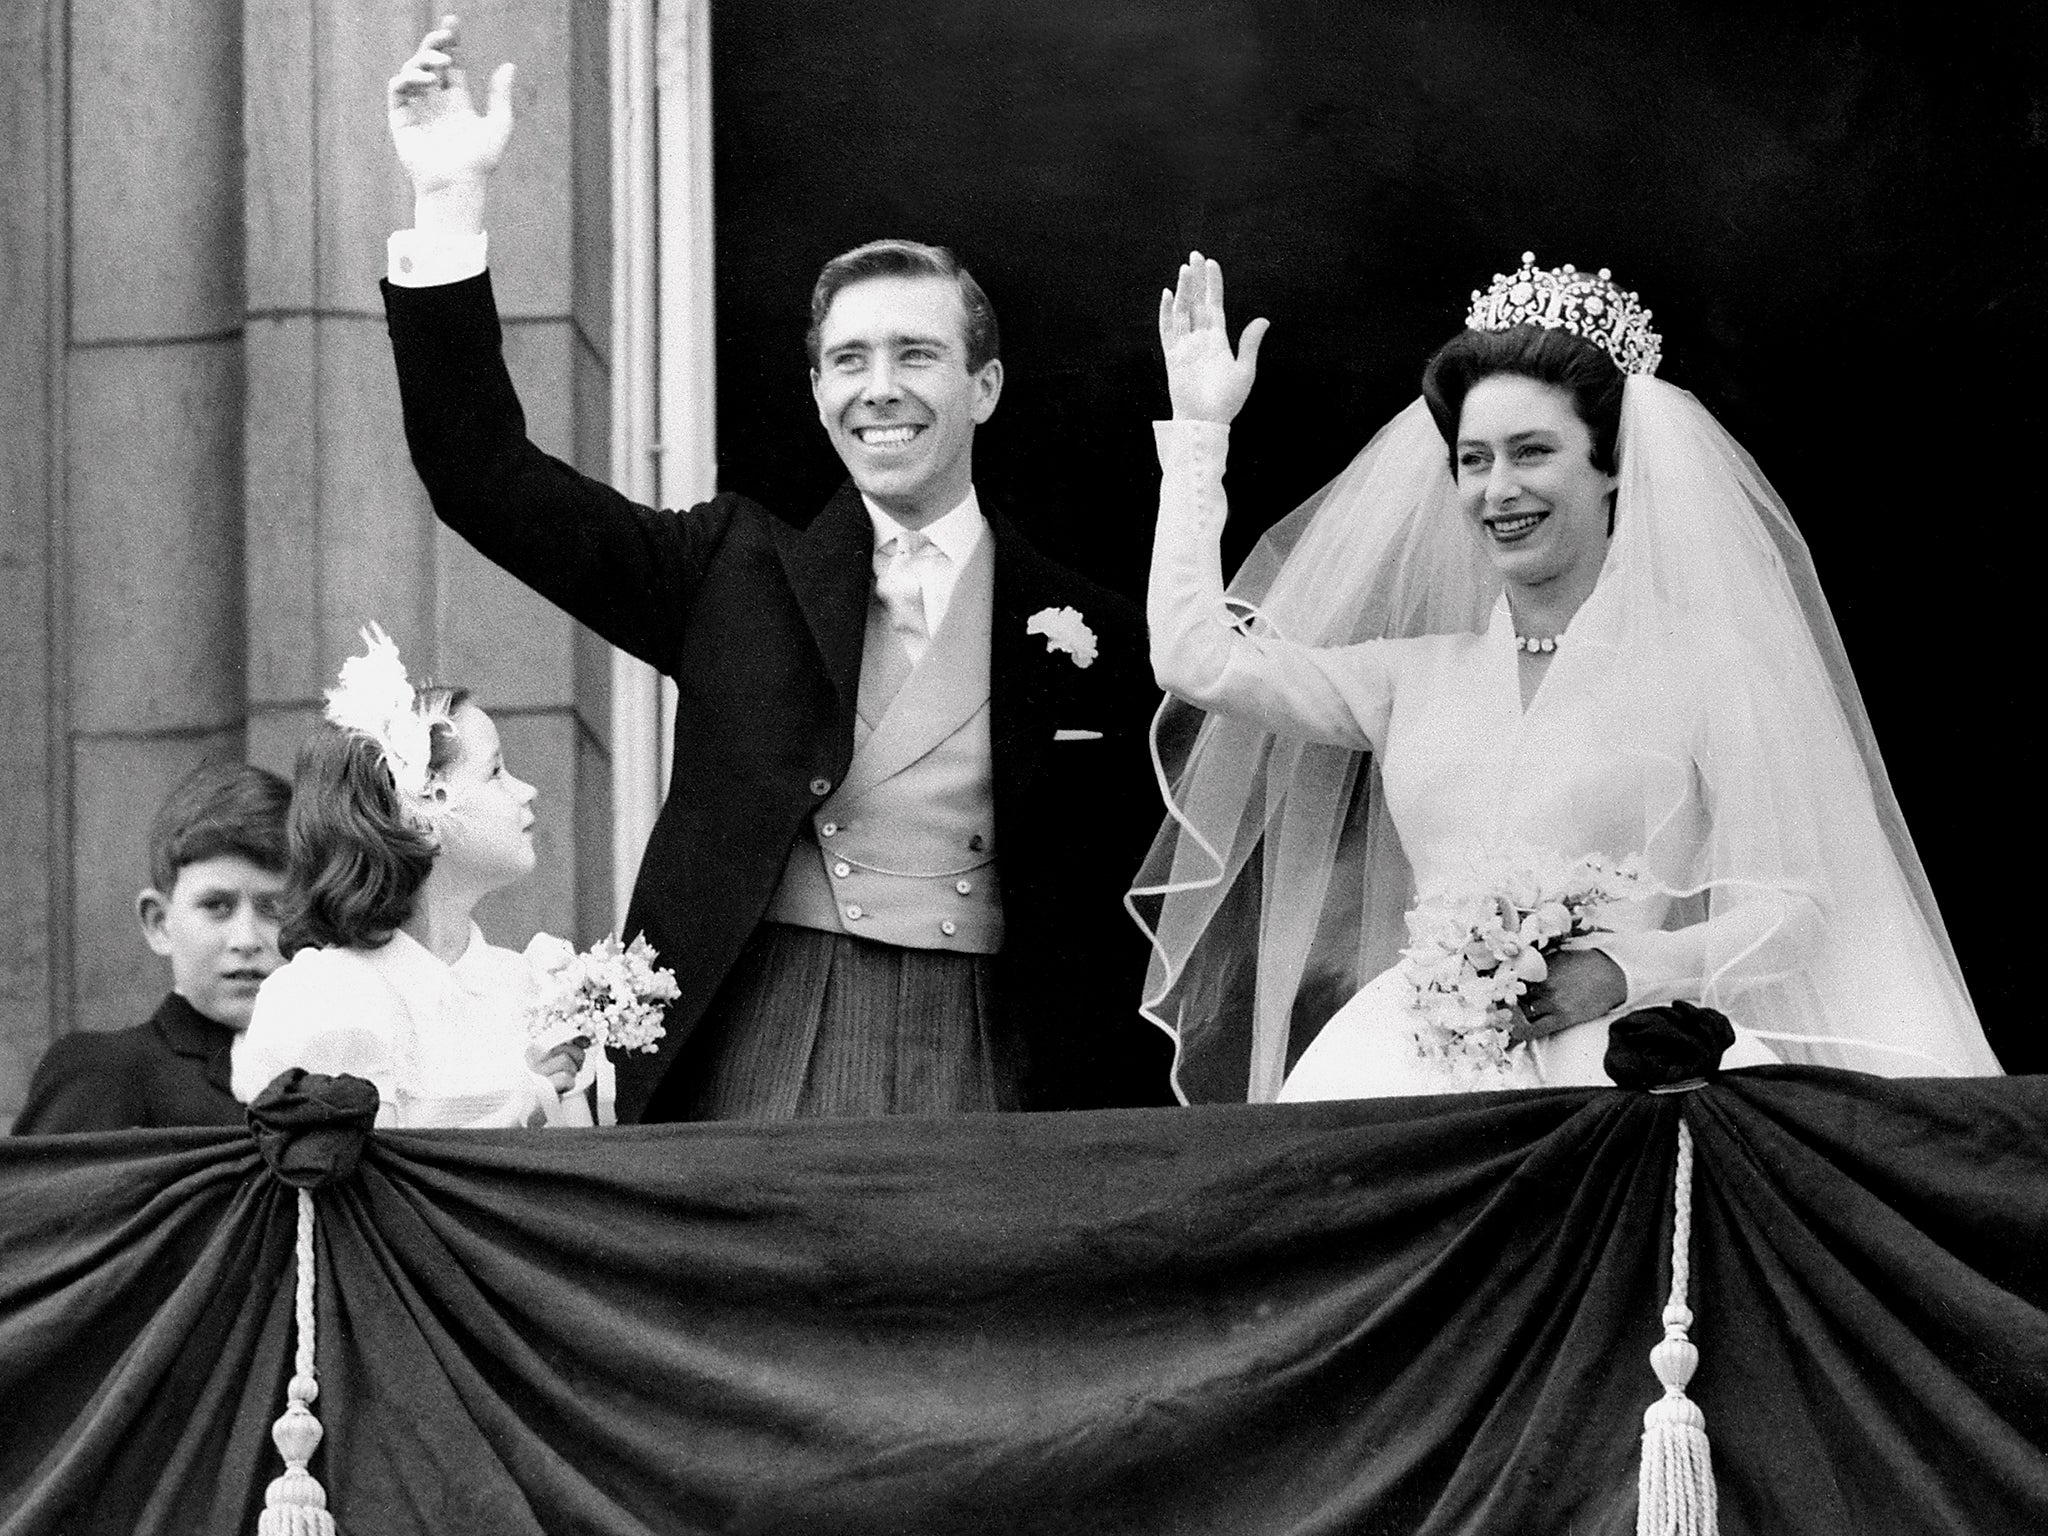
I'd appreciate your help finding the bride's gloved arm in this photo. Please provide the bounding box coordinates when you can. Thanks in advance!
[1149,422,1388,751]
[1586,651,1828,1011]
[1590,882,1824,1013]
[1148,251,1393,750]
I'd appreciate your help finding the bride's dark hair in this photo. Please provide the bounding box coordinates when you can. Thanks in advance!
[278,686,469,956]
[1420,324,1626,475]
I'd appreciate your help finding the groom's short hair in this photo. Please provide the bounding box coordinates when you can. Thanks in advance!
[806,240,1000,375]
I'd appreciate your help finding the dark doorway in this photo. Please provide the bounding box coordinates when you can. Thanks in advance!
[712,0,2045,1070]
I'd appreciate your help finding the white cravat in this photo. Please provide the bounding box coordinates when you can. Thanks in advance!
[873,530,940,664]
[864,491,985,640]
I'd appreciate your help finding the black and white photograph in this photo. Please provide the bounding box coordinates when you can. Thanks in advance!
[3,2,2043,1530]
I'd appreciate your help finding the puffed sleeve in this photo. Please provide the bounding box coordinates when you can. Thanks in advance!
[1150,420,1397,753]
[231,950,407,1127]
[1587,645,1826,1011]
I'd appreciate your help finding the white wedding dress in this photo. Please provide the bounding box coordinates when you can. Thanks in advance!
[1147,419,1799,1098]
[1257,593,1786,1097]
[233,923,606,1128]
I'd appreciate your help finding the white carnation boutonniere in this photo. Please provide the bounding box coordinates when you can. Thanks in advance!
[1026,606,1098,669]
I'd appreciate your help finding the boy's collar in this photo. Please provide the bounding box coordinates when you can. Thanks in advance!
[155,991,238,1056]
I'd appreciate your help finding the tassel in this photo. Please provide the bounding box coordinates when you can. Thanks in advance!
[1637,1118,1717,1536]
[257,1188,338,1535]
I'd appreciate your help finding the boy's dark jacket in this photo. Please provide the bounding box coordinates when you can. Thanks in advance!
[14,994,242,1134]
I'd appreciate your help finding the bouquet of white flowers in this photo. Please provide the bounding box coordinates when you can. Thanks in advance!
[524,932,679,1056]
[1399,846,1641,1079]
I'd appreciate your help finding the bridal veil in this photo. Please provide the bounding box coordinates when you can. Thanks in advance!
[1128,374,2003,1102]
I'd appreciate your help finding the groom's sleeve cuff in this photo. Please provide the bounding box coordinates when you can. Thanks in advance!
[387,228,490,288]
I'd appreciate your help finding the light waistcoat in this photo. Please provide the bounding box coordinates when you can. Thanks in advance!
[764,533,1003,952]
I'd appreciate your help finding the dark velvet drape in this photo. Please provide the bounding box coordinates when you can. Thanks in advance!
[4,1070,2045,1534]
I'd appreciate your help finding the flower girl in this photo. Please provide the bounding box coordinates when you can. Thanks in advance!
[232,627,609,1127]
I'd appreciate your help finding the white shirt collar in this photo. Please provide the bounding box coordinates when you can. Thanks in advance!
[376,921,493,990]
[863,486,986,569]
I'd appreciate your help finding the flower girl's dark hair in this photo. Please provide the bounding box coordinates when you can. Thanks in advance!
[278,686,469,956]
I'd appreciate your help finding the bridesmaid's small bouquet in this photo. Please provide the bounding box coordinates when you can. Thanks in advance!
[524,932,679,1056]
[1399,847,1641,1078]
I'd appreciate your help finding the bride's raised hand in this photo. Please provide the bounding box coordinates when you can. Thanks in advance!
[1158,252,1269,425]
[387,15,516,210]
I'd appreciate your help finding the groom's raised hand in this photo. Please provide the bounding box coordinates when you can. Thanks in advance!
[387,14,515,236]
[1158,252,1269,426]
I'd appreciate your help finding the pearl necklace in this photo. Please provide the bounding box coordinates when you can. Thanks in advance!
[1513,634,1560,653]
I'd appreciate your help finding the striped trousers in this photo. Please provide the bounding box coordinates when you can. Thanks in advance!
[672,922,1025,1120]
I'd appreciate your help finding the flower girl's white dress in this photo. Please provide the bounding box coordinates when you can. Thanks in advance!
[233,924,605,1127]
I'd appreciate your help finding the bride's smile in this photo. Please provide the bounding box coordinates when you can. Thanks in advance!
[1483,509,1546,541]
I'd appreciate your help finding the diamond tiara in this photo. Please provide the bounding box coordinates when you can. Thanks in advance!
[1465,253,1662,377]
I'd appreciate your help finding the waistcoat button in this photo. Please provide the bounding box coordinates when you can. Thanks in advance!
[956,879,972,895]
[940,920,958,937]
[845,904,864,920]
[833,861,852,879]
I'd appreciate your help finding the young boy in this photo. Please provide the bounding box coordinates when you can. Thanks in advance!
[12,762,292,1134]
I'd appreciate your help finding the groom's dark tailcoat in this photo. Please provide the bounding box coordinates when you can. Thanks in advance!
[385,273,1173,1121]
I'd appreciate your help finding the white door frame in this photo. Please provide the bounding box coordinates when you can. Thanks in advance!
[608,0,715,927]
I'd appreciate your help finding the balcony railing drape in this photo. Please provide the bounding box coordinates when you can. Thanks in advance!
[3,1070,2044,1534]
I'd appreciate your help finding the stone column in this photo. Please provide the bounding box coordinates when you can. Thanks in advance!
[64,0,251,1036]
[0,0,62,1120]
[243,0,613,950]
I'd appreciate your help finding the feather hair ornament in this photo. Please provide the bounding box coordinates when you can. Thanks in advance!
[323,623,452,816]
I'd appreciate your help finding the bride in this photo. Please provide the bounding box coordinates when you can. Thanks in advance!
[1133,251,2003,1102]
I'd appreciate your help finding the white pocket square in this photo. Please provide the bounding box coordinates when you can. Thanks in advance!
[1053,729,1104,742]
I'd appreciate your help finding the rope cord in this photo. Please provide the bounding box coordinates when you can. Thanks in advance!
[255,1187,337,1535]
[1637,1116,1718,1536]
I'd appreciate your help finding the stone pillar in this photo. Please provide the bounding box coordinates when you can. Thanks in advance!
[243,0,613,950]
[65,0,251,1036]
[0,0,61,1122]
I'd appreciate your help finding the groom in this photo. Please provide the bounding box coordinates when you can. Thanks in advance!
[381,20,1171,1121]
